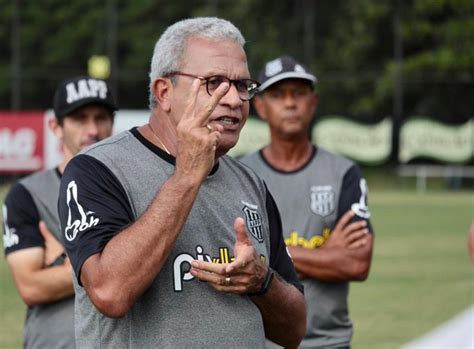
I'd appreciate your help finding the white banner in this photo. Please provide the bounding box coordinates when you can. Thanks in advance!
[312,116,393,165]
[8,109,470,172]
[399,118,473,163]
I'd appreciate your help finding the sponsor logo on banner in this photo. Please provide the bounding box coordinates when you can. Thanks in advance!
[0,112,44,172]
[399,118,473,163]
[313,117,392,165]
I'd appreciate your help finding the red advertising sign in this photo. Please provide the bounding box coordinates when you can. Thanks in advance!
[0,111,45,173]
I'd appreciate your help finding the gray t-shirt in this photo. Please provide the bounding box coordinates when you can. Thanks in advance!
[241,147,373,348]
[58,128,302,348]
[3,169,75,349]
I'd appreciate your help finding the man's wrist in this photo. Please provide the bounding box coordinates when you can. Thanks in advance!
[168,172,203,196]
[248,267,274,296]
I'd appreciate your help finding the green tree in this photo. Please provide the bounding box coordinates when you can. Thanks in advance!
[1,0,472,123]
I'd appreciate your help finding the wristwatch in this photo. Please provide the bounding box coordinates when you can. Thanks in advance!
[248,267,274,296]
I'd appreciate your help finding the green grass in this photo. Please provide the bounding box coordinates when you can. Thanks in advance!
[0,183,24,348]
[0,182,473,348]
[350,191,474,349]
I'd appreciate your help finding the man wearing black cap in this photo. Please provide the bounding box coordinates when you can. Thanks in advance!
[3,76,116,348]
[241,56,374,348]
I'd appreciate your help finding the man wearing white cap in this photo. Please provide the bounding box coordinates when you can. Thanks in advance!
[241,55,374,349]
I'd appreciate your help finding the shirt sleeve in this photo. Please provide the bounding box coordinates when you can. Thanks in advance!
[337,165,374,234]
[3,182,44,256]
[265,186,304,294]
[58,154,135,285]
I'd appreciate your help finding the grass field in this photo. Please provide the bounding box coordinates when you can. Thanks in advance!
[0,182,473,348]
[350,191,473,349]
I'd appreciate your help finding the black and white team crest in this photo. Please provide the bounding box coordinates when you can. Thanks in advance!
[241,201,264,243]
[64,180,100,241]
[310,185,335,217]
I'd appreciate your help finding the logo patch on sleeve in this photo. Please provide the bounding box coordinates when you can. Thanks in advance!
[241,201,264,243]
[351,178,371,219]
[2,205,19,248]
[64,181,100,241]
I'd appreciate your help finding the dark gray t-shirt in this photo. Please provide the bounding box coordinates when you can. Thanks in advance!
[3,169,75,349]
[58,128,302,348]
[241,147,373,348]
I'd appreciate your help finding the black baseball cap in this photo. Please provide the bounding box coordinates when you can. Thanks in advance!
[258,55,317,92]
[53,76,118,119]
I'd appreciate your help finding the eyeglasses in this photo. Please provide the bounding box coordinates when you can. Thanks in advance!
[165,71,260,101]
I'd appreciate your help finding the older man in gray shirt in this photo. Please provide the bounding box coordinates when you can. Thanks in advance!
[58,17,306,348]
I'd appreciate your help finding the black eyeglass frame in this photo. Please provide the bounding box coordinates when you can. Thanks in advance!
[165,71,261,101]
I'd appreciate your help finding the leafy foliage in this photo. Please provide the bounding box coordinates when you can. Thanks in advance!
[1,0,472,121]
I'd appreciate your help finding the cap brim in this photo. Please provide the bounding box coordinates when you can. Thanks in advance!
[259,72,317,92]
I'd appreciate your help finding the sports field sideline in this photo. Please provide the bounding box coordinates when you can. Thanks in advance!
[0,184,472,348]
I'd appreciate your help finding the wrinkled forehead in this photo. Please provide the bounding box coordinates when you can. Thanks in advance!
[64,104,114,120]
[181,36,250,78]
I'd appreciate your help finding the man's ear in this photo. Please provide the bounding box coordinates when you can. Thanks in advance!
[48,117,63,140]
[310,91,319,116]
[153,78,172,112]
[253,96,268,121]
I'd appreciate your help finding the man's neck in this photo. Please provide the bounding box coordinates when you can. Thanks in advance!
[57,151,74,174]
[57,161,68,175]
[262,137,313,172]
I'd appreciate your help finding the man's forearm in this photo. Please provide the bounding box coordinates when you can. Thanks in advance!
[10,264,74,306]
[250,273,306,349]
[80,173,203,317]
[289,237,373,281]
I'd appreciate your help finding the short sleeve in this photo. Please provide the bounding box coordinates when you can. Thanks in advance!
[337,165,374,234]
[3,182,44,256]
[58,154,134,284]
[265,186,304,294]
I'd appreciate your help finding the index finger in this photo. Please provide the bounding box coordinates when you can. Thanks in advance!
[333,209,355,232]
[193,81,230,127]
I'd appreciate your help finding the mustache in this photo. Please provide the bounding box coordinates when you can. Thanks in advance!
[80,137,101,146]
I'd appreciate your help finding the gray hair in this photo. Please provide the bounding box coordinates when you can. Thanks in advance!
[148,17,246,109]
